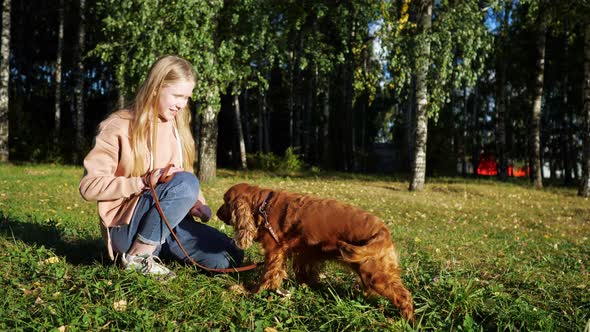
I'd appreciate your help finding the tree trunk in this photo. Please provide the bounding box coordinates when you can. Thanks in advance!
[263,97,270,153]
[530,11,546,190]
[73,0,86,164]
[409,0,432,191]
[561,76,572,185]
[303,68,313,162]
[495,61,508,180]
[257,92,263,152]
[54,0,64,146]
[495,3,510,181]
[116,53,126,109]
[243,89,251,151]
[471,82,480,177]
[0,0,11,162]
[579,20,590,197]
[232,90,247,169]
[346,10,356,172]
[197,89,219,183]
[288,49,296,148]
[118,93,125,109]
[321,89,330,168]
[405,77,416,173]
[462,86,468,176]
[257,91,270,153]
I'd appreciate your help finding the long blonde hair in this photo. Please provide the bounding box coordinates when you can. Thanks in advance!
[130,55,196,176]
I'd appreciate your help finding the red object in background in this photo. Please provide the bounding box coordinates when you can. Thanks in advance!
[476,153,529,177]
[508,165,529,177]
[477,155,497,176]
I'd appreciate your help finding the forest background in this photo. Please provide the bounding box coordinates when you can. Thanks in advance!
[0,0,589,193]
[0,1,589,330]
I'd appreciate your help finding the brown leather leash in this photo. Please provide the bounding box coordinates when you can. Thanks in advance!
[143,164,259,273]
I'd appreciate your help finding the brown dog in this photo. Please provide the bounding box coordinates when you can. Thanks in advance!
[216,183,414,322]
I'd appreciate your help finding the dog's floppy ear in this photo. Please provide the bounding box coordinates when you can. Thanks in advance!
[231,198,257,249]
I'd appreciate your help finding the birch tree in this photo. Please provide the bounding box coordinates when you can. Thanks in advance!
[382,0,493,190]
[530,6,547,189]
[73,0,86,164]
[54,0,64,146]
[409,0,432,191]
[0,0,10,162]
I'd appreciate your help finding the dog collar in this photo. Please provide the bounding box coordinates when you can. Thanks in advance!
[258,191,280,244]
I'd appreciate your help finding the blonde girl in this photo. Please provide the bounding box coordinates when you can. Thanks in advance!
[80,55,243,277]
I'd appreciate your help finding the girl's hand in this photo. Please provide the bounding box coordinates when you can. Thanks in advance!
[190,200,212,222]
[143,166,184,188]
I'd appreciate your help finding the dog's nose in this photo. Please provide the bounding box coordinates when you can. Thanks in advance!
[216,204,231,225]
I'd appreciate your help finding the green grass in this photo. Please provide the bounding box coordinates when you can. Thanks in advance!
[1,164,589,331]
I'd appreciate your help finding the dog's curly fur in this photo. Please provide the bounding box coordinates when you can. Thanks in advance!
[216,183,414,322]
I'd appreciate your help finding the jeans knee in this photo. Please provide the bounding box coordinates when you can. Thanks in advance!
[202,250,244,269]
[169,171,200,201]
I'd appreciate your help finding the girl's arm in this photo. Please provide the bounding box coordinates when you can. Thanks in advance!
[79,120,144,201]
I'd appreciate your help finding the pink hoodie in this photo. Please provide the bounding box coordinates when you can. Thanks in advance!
[79,110,187,260]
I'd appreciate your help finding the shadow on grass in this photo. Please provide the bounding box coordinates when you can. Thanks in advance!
[0,214,106,266]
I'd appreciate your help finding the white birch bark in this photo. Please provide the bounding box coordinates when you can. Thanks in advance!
[0,0,11,162]
[409,0,432,191]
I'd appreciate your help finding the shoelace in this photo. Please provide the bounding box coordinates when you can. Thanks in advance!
[138,255,164,273]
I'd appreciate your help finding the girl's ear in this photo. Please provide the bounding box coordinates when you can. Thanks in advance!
[231,198,256,249]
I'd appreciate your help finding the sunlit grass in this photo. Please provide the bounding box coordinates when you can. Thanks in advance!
[1,164,588,331]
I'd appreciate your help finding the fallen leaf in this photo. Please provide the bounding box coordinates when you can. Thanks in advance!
[40,257,60,265]
[113,299,127,312]
[228,284,248,295]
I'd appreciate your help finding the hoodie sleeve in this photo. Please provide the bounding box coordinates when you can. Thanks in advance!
[79,118,145,202]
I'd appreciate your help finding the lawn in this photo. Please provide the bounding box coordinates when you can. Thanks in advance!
[0,163,588,331]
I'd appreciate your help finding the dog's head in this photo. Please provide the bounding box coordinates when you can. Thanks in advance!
[216,183,259,249]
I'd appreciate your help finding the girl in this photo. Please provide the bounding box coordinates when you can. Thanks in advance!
[80,55,243,277]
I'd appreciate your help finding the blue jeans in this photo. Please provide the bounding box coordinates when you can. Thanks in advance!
[110,172,244,269]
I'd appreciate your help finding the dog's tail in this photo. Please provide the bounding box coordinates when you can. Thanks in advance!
[337,228,397,263]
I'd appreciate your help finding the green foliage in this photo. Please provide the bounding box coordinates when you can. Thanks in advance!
[380,0,493,121]
[247,147,304,174]
[1,164,589,331]
[91,0,227,104]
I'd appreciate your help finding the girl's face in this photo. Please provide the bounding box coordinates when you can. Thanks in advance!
[157,80,195,122]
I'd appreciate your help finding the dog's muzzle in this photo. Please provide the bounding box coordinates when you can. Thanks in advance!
[216,204,232,225]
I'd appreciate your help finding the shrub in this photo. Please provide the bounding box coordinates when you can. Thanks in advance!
[247,147,304,173]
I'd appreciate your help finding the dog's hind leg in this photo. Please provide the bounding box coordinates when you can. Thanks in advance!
[340,233,414,322]
[293,251,323,287]
[366,270,414,322]
[355,254,414,322]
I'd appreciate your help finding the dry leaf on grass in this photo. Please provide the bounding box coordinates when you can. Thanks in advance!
[228,284,248,295]
[39,257,60,265]
[113,299,127,312]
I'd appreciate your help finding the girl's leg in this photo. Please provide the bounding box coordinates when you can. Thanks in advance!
[157,216,245,269]
[110,171,199,255]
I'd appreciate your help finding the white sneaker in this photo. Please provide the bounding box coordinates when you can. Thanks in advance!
[121,253,175,278]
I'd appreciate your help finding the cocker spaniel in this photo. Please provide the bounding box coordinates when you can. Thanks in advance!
[216,183,414,322]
